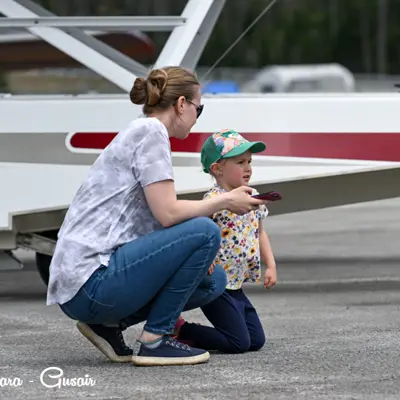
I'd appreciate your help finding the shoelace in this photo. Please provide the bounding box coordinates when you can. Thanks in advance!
[165,338,191,351]
[116,330,131,351]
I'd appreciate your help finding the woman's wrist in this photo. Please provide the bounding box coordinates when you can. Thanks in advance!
[219,192,232,210]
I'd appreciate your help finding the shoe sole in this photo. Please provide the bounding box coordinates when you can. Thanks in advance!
[76,321,132,363]
[131,351,210,366]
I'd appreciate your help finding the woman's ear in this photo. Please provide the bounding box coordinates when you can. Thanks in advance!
[174,95,186,115]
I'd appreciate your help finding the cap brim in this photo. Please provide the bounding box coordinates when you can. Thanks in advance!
[222,141,266,158]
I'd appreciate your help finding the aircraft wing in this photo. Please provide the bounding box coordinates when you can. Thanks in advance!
[2,156,400,249]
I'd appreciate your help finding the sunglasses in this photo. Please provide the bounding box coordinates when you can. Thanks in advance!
[186,99,204,118]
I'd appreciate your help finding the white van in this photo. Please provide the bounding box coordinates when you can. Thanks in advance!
[242,63,356,93]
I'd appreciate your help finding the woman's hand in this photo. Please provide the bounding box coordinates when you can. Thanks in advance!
[225,186,267,215]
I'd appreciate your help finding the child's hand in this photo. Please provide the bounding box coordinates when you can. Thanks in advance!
[207,264,215,275]
[264,265,277,288]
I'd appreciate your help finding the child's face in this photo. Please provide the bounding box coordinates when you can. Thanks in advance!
[213,150,253,190]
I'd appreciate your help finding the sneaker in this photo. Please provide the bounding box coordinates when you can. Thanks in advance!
[175,336,196,347]
[76,321,133,362]
[131,336,210,366]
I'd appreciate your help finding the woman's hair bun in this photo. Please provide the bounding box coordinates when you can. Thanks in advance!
[146,69,168,106]
[130,77,147,105]
[129,66,199,114]
[129,69,168,106]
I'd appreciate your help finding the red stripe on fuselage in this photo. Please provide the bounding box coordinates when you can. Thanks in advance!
[69,132,400,162]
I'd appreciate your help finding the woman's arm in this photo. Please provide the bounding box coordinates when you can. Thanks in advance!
[144,180,229,227]
[144,180,264,227]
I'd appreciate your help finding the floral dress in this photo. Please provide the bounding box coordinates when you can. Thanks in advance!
[203,184,269,290]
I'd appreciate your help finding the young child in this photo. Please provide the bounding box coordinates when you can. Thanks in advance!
[174,129,277,354]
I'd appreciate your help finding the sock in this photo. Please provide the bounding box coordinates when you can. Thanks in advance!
[138,337,163,349]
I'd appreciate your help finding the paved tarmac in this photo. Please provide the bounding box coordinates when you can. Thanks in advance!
[1,198,400,399]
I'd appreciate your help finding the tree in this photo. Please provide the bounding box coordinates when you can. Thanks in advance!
[33,0,399,74]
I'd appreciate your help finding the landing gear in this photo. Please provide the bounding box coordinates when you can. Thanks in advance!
[35,252,52,286]
[32,230,58,286]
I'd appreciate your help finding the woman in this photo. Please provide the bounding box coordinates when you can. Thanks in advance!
[47,66,268,366]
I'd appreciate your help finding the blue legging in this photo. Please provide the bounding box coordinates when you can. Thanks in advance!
[60,217,227,335]
[179,288,266,353]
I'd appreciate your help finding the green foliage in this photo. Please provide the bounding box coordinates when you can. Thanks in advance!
[35,0,397,73]
[0,72,8,92]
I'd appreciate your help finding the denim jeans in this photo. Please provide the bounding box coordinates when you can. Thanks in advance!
[179,288,266,353]
[60,217,227,335]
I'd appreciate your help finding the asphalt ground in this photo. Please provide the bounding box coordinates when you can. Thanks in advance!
[1,198,400,399]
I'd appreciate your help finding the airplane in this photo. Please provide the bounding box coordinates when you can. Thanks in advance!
[1,0,400,285]
[0,30,156,71]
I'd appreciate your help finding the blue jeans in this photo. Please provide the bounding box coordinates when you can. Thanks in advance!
[179,288,266,353]
[60,217,227,335]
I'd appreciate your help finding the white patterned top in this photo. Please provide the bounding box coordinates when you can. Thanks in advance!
[46,117,174,305]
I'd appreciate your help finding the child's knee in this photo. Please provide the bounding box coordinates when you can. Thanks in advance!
[249,329,266,351]
[226,333,251,354]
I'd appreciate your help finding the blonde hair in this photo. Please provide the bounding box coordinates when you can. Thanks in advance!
[130,66,200,115]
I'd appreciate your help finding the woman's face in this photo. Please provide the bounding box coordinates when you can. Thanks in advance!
[173,86,202,139]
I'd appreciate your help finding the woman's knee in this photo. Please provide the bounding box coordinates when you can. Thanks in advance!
[190,217,221,242]
[187,217,221,268]
[209,264,227,299]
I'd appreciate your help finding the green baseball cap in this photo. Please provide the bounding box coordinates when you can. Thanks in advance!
[201,129,266,173]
